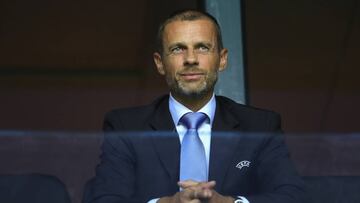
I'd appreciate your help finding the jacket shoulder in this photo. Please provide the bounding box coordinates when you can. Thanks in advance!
[103,95,169,131]
[216,96,279,115]
[216,96,282,131]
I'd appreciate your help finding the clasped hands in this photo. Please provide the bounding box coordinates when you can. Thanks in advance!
[158,180,234,203]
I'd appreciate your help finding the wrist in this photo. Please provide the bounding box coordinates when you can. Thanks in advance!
[157,197,170,203]
[158,193,178,203]
[226,196,236,203]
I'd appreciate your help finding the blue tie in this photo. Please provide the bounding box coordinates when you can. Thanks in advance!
[179,112,208,182]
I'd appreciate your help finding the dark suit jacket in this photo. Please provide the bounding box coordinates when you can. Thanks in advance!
[85,95,306,203]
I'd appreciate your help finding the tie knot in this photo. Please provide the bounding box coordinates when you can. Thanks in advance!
[179,112,208,130]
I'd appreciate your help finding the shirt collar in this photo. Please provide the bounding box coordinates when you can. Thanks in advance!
[169,93,216,126]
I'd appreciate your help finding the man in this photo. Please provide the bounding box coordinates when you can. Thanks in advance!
[85,10,305,203]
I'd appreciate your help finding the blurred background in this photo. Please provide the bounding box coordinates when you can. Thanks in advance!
[0,0,359,132]
[1,2,360,202]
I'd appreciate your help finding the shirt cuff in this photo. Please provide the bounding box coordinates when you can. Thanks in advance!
[147,198,160,203]
[234,196,250,203]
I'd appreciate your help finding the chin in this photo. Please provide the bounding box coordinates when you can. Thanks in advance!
[177,87,210,99]
[170,80,214,99]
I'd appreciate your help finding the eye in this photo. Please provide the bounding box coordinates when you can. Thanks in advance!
[171,47,184,54]
[198,45,210,52]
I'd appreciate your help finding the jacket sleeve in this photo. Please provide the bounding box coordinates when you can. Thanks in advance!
[84,132,149,203]
[84,112,148,203]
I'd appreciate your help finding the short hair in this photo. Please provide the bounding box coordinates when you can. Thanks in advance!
[156,9,224,54]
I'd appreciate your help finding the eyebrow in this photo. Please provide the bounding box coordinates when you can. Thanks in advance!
[194,42,213,48]
[168,42,187,50]
[168,41,214,50]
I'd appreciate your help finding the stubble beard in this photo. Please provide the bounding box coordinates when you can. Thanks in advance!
[166,71,218,100]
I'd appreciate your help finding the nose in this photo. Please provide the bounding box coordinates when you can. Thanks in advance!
[184,49,199,67]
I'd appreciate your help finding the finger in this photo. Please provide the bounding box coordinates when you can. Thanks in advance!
[190,187,213,200]
[178,180,199,188]
[196,180,216,190]
[179,180,216,190]
[179,181,216,200]
[191,199,202,203]
[189,200,201,203]
[180,187,199,201]
[201,188,213,198]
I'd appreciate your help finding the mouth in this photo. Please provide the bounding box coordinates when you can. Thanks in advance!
[178,72,205,80]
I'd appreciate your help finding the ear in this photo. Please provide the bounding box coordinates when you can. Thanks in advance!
[153,52,165,75]
[218,48,228,72]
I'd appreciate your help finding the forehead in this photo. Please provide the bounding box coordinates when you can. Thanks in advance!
[162,19,217,45]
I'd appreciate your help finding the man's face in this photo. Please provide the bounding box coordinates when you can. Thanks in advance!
[153,19,227,99]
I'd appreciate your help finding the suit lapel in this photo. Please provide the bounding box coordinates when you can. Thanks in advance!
[149,95,180,185]
[212,96,242,131]
[148,95,175,131]
[209,97,243,192]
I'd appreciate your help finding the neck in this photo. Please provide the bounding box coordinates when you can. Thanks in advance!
[171,91,213,112]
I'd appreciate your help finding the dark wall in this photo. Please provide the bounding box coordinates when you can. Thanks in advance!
[0,0,198,130]
[0,0,359,132]
[245,0,360,132]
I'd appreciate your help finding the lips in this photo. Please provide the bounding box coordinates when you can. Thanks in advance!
[179,72,205,80]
